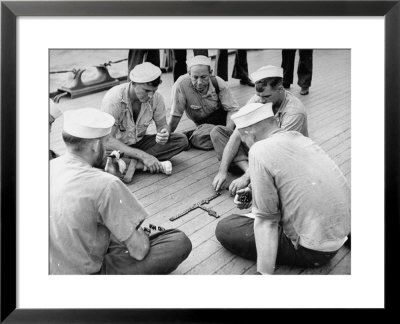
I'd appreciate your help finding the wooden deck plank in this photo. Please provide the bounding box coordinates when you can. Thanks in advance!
[214,255,255,275]
[172,240,222,275]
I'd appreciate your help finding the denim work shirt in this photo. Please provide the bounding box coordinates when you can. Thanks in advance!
[101,83,167,145]
[49,153,148,274]
[249,130,350,252]
[248,90,308,137]
[170,74,239,125]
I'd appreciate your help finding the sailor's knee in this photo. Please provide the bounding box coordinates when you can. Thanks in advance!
[215,215,236,245]
[171,133,189,149]
[168,229,192,259]
[210,125,225,143]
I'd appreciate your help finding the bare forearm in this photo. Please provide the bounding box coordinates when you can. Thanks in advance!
[124,228,150,261]
[105,136,147,161]
[167,115,181,133]
[218,131,242,173]
[254,217,279,274]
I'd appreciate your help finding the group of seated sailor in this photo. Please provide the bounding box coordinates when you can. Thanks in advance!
[49,53,350,275]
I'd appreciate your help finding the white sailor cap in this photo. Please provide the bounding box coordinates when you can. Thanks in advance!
[63,108,115,139]
[129,62,162,83]
[250,65,283,83]
[231,102,274,129]
[186,55,212,68]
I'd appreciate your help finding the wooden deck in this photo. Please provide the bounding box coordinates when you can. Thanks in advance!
[50,49,351,275]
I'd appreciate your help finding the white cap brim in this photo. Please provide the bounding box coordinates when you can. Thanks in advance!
[63,108,115,139]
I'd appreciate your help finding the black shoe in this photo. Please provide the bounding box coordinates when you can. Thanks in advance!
[240,78,255,87]
[300,87,309,95]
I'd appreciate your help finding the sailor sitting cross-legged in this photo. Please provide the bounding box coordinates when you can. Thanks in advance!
[50,108,192,275]
[211,65,308,196]
[215,102,350,275]
[101,62,188,183]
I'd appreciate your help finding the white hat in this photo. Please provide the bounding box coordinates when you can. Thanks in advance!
[186,55,211,68]
[63,108,115,139]
[231,102,274,129]
[129,62,162,83]
[250,65,283,83]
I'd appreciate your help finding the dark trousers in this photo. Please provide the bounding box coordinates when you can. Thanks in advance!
[172,49,210,81]
[215,214,338,268]
[102,229,192,274]
[281,49,313,88]
[128,50,161,75]
[215,50,250,81]
[131,133,188,161]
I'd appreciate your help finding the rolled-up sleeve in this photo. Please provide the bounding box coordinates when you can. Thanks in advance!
[98,178,148,242]
[280,113,306,133]
[218,79,239,112]
[100,89,122,127]
[249,146,281,221]
[170,80,187,118]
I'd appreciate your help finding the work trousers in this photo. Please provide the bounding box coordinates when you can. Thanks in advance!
[172,49,210,82]
[215,50,250,82]
[189,109,228,151]
[281,49,313,88]
[210,125,249,162]
[130,133,188,161]
[101,229,192,274]
[127,50,161,75]
[215,214,339,268]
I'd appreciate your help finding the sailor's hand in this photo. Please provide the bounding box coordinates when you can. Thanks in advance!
[142,154,161,173]
[234,187,252,210]
[212,171,228,192]
[156,128,169,145]
[229,174,251,196]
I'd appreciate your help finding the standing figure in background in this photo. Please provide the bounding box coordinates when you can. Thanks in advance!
[215,50,254,87]
[281,49,313,95]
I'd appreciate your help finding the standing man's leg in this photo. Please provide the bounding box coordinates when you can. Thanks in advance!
[193,49,209,57]
[173,50,187,82]
[103,229,192,274]
[215,49,229,81]
[128,49,160,75]
[232,50,254,86]
[297,49,313,95]
[281,49,296,89]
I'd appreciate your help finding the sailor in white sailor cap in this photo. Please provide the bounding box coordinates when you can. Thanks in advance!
[101,62,188,183]
[211,65,308,195]
[214,102,350,275]
[167,55,239,150]
[49,107,192,275]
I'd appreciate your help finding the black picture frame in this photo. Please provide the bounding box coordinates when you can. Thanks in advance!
[1,0,399,322]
